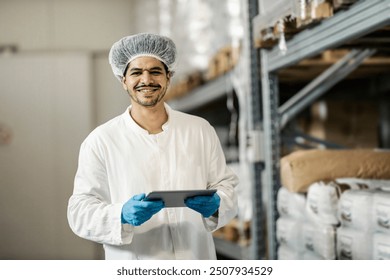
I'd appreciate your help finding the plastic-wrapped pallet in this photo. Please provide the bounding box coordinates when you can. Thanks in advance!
[336,227,373,259]
[373,232,390,260]
[306,181,340,226]
[333,0,358,10]
[257,0,294,27]
[302,221,336,259]
[255,0,294,48]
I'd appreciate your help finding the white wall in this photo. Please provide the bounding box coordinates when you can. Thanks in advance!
[93,52,130,125]
[0,0,137,52]
[0,0,142,120]
[0,53,96,259]
[0,0,142,259]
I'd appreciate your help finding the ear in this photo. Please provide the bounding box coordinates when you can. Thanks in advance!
[121,76,127,91]
[168,71,175,79]
[166,73,172,87]
[167,71,174,82]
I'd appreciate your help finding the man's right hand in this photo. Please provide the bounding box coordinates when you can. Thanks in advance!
[121,193,164,226]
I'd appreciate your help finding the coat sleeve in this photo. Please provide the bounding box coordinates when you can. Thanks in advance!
[202,124,239,231]
[67,139,134,245]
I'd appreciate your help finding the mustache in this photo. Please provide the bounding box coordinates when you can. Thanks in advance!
[135,84,161,90]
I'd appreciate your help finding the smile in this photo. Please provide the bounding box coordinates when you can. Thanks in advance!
[135,85,160,92]
[137,88,158,93]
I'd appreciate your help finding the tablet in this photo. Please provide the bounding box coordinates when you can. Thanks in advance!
[145,189,217,208]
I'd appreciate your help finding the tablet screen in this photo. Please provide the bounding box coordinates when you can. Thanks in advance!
[145,189,217,207]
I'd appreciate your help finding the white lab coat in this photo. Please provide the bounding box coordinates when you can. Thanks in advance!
[67,103,238,259]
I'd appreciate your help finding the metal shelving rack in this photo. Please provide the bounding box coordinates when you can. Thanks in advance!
[169,0,266,259]
[167,0,266,260]
[254,0,390,259]
[168,73,233,112]
[168,72,249,260]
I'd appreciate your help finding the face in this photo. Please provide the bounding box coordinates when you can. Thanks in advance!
[122,57,171,108]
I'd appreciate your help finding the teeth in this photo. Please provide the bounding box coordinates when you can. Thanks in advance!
[138,88,156,93]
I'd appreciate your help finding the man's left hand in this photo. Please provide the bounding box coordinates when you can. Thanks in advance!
[185,193,220,218]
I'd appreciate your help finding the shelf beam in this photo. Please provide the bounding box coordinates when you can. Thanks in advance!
[265,0,390,72]
[254,0,389,261]
[168,73,233,112]
[279,48,376,128]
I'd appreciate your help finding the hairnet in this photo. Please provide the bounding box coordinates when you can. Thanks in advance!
[108,33,177,81]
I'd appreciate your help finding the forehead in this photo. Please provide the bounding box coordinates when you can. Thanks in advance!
[128,56,165,70]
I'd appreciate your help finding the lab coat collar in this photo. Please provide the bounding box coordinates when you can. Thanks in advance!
[123,102,172,135]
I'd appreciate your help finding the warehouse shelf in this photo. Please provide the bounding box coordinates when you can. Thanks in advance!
[168,73,233,112]
[252,0,390,259]
[263,0,390,71]
[214,237,250,260]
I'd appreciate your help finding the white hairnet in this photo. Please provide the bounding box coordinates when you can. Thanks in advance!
[108,33,177,81]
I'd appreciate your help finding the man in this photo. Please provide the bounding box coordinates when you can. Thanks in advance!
[67,33,238,260]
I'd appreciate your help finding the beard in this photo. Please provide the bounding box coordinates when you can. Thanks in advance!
[128,86,167,107]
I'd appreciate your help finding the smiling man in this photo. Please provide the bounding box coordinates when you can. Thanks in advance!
[67,33,238,260]
[122,56,170,134]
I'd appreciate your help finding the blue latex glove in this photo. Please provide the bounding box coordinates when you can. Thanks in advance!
[185,193,220,218]
[121,193,164,226]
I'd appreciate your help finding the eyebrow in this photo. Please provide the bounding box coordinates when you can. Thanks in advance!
[129,67,164,72]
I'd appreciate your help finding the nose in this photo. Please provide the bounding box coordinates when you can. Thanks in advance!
[140,71,153,85]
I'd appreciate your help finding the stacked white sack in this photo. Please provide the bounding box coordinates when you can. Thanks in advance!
[276,186,306,259]
[372,190,390,260]
[277,245,302,260]
[302,250,325,260]
[276,218,304,252]
[336,189,375,259]
[372,190,390,233]
[277,186,306,219]
[338,189,374,229]
[302,221,336,259]
[306,181,340,225]
[373,232,390,260]
[336,178,390,192]
[303,181,340,259]
[337,227,373,259]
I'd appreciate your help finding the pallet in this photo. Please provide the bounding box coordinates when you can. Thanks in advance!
[205,45,240,81]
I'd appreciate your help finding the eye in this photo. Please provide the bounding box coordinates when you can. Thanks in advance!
[151,71,162,75]
[130,72,141,76]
